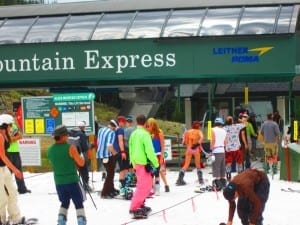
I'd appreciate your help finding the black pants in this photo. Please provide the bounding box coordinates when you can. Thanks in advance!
[7,152,28,193]
[237,178,270,225]
[101,156,116,196]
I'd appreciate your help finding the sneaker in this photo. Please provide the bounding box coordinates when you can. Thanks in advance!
[165,185,170,192]
[132,208,148,219]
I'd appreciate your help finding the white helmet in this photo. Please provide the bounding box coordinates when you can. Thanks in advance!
[0,114,14,126]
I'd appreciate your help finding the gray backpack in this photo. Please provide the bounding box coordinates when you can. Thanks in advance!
[68,135,82,153]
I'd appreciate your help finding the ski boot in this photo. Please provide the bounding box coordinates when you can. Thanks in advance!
[197,169,204,185]
[165,185,170,192]
[57,214,67,225]
[212,179,222,191]
[264,163,270,174]
[124,187,133,200]
[176,170,186,186]
[76,209,86,225]
[219,178,227,189]
[272,163,278,174]
[226,172,231,182]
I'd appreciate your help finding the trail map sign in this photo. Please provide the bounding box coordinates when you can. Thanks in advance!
[21,93,95,135]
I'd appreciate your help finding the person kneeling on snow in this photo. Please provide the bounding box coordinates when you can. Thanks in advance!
[48,125,87,225]
[223,169,269,225]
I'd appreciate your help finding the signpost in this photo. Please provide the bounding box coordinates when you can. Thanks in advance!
[21,93,95,135]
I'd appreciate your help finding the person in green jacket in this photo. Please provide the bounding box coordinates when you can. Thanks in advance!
[48,125,86,225]
[128,114,159,219]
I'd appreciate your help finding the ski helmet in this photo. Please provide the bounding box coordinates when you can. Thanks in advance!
[0,114,14,128]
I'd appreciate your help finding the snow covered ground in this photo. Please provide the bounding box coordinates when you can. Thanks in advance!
[17,160,300,225]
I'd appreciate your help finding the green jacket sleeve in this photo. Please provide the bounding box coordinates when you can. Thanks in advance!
[143,132,159,168]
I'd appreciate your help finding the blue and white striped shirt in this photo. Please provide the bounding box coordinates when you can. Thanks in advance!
[97,126,115,159]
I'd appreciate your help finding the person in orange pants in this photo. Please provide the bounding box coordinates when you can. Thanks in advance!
[176,121,204,186]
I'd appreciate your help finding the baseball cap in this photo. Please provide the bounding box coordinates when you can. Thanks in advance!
[53,125,69,136]
[117,116,126,123]
[214,117,224,125]
[126,116,133,122]
[223,182,237,200]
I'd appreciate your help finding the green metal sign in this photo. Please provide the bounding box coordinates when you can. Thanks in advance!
[0,35,296,87]
[53,93,95,102]
[21,93,95,135]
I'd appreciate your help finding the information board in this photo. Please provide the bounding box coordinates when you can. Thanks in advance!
[21,93,95,135]
[19,138,41,166]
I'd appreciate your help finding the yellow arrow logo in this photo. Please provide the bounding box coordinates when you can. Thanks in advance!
[248,47,274,56]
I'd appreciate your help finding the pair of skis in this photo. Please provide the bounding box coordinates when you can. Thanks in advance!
[281,187,300,193]
[194,185,215,193]
[2,218,38,225]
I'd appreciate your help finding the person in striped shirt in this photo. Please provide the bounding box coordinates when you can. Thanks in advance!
[96,120,118,199]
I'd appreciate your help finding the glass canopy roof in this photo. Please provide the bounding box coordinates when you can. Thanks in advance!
[0,4,298,45]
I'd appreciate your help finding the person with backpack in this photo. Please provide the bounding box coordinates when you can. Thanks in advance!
[48,125,87,225]
[0,113,27,225]
[128,114,159,219]
[176,120,204,186]
[69,121,93,192]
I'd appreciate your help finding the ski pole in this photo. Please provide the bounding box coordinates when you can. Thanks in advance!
[78,171,97,210]
[82,178,97,210]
